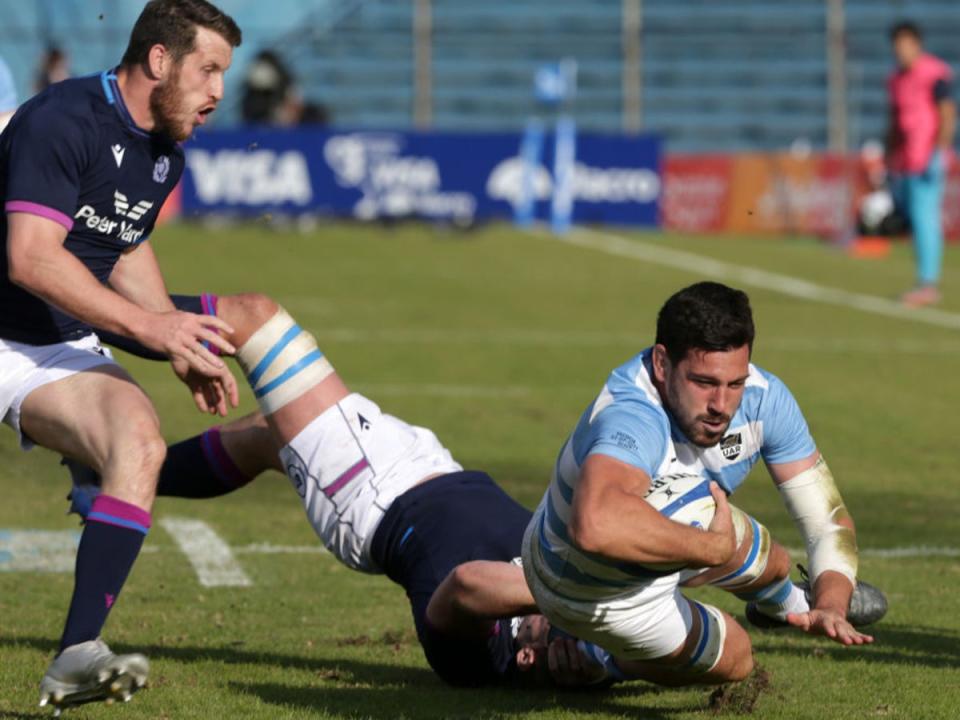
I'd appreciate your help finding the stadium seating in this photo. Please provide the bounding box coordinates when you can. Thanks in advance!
[1,0,959,151]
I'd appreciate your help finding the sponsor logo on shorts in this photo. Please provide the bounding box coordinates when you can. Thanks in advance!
[285,455,309,498]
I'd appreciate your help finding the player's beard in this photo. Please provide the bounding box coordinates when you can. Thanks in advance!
[662,383,731,448]
[149,62,190,142]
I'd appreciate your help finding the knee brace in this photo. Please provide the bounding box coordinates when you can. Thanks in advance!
[235,308,334,415]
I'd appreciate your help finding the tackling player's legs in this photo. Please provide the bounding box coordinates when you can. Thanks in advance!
[12,357,158,711]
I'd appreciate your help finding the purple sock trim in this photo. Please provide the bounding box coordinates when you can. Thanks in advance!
[200,293,221,356]
[323,457,370,499]
[88,495,151,534]
[201,426,251,489]
[5,200,74,231]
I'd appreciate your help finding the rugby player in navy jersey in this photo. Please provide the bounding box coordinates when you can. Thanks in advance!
[0,1,241,712]
[68,292,624,690]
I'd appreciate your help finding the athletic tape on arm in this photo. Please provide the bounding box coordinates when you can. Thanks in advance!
[236,308,333,415]
[777,457,858,584]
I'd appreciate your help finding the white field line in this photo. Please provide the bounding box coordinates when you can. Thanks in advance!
[546,227,960,332]
[786,546,960,559]
[312,328,960,355]
[1,526,955,580]
[158,517,252,588]
[356,382,531,398]
[234,542,328,555]
[0,530,79,572]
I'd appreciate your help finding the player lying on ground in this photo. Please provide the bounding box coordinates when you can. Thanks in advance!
[75,291,884,690]
[72,292,622,689]
[0,1,242,714]
[523,281,887,687]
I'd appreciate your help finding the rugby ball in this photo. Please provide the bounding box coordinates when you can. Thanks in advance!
[640,473,716,571]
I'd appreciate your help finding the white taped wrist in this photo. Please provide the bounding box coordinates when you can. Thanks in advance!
[236,308,334,415]
[777,457,858,585]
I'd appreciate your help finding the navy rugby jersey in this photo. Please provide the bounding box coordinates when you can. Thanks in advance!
[0,70,184,344]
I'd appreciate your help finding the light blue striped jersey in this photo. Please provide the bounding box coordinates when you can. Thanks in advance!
[528,348,815,601]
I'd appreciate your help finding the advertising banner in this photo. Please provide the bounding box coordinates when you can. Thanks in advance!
[664,152,960,240]
[179,128,662,227]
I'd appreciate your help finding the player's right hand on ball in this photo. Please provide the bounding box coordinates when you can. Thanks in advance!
[139,310,236,377]
[704,482,737,567]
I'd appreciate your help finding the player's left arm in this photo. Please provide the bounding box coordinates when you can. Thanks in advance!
[425,560,537,639]
[109,241,177,313]
[767,453,870,645]
[110,243,238,416]
[934,78,956,152]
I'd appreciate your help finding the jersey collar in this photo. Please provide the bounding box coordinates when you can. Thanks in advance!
[100,68,151,138]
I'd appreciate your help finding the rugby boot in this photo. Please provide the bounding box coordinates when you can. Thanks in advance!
[39,639,148,716]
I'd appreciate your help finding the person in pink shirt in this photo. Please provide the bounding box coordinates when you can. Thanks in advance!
[887,20,956,307]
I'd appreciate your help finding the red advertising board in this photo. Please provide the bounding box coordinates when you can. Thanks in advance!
[663,152,960,240]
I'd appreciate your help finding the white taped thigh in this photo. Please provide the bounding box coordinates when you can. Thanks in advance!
[683,601,728,673]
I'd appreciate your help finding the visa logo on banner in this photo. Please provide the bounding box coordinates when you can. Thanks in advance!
[186,149,313,205]
[180,128,661,227]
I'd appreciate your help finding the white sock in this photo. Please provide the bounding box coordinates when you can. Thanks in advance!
[757,581,810,621]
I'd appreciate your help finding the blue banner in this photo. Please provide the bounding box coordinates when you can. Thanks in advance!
[180,127,661,227]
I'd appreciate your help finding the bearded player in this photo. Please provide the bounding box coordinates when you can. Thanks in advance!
[522,282,886,687]
[1,1,242,713]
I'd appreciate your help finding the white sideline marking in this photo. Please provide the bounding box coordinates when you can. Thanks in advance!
[0,530,79,573]
[234,542,328,555]
[315,328,960,355]
[787,546,960,559]
[358,382,531,398]
[548,227,960,332]
[158,517,252,587]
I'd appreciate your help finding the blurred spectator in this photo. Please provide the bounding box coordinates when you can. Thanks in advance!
[241,50,328,126]
[0,55,16,134]
[35,46,71,93]
[887,20,955,307]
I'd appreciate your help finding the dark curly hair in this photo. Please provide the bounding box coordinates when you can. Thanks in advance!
[655,282,755,364]
[121,0,242,69]
[889,20,923,43]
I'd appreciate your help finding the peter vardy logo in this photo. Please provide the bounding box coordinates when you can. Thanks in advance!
[113,190,153,220]
[153,155,170,183]
[73,189,153,244]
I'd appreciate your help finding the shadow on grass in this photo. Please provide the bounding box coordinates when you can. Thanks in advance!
[230,680,689,720]
[3,635,695,719]
[752,623,960,669]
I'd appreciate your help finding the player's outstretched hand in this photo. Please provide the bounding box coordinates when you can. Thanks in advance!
[704,482,737,567]
[139,310,236,377]
[172,356,240,417]
[547,637,606,687]
[785,609,874,646]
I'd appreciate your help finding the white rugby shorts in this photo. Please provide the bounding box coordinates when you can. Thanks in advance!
[521,508,693,662]
[0,333,117,450]
[279,393,463,573]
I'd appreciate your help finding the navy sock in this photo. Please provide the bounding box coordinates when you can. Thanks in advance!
[157,426,253,499]
[59,495,150,651]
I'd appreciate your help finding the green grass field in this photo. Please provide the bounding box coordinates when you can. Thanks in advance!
[1,222,958,719]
